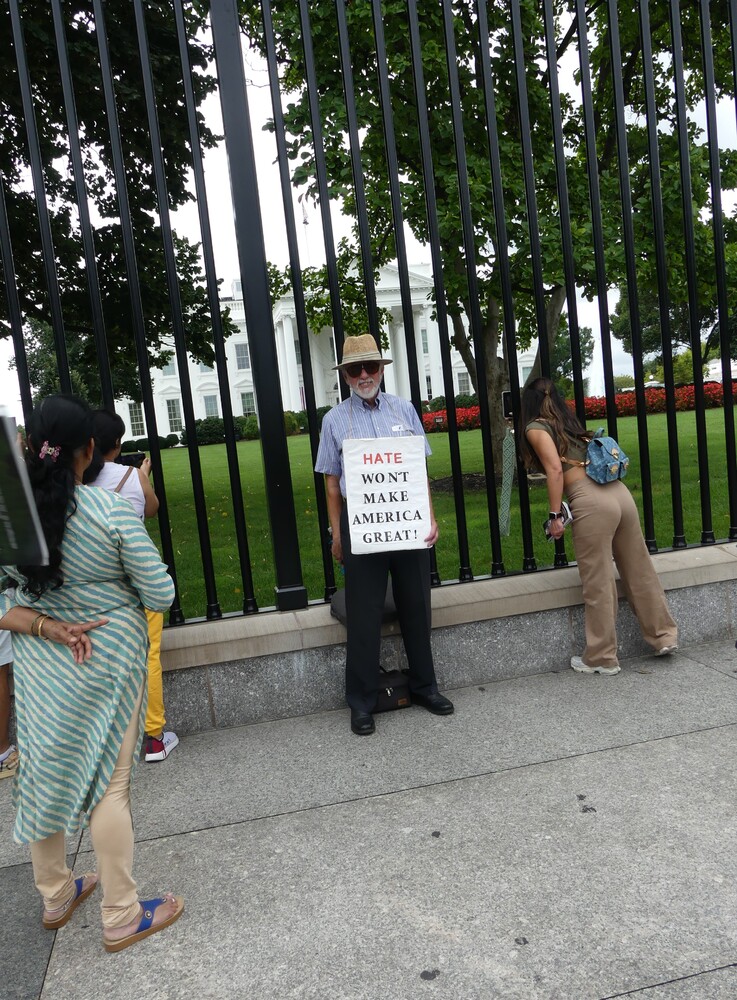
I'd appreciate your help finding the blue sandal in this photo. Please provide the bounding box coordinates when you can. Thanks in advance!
[103,894,184,953]
[43,873,98,929]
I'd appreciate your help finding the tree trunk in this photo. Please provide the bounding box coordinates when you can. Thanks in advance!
[450,308,507,461]
[525,284,567,385]
[451,285,568,469]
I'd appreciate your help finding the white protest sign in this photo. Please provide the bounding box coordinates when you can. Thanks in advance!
[343,436,431,554]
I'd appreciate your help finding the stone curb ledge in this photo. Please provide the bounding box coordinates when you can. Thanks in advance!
[161,542,737,673]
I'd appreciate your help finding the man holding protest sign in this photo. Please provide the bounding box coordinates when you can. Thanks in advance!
[315,334,454,736]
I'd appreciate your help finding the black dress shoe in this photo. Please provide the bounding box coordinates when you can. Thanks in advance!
[350,709,375,736]
[412,692,454,715]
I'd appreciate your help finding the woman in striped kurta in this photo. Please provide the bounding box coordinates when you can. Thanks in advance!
[0,394,183,951]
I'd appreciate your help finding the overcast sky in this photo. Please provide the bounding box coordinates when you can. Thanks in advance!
[1,43,735,422]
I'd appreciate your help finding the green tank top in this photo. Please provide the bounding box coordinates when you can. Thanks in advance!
[525,420,589,468]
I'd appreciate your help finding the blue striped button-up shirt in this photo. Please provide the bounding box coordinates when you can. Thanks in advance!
[315,390,431,496]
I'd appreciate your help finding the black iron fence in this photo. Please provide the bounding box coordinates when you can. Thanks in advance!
[1,0,735,623]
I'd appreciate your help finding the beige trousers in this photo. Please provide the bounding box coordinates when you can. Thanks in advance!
[30,682,144,929]
[567,478,678,667]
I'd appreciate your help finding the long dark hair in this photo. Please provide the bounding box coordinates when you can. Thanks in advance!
[83,409,125,485]
[17,394,93,597]
[518,377,589,470]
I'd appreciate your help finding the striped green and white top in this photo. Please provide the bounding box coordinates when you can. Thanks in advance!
[0,486,174,845]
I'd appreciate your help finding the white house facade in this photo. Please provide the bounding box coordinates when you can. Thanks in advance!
[116,263,536,442]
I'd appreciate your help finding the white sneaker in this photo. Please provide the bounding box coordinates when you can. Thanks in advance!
[143,731,179,762]
[655,645,678,657]
[571,656,621,676]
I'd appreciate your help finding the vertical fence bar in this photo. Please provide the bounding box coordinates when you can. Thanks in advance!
[133,0,222,619]
[297,0,346,380]
[475,0,536,571]
[668,0,714,543]
[606,0,656,549]
[535,0,580,567]
[509,0,550,374]
[334,0,381,340]
[638,0,686,548]
[406,0,473,581]
[541,0,585,424]
[729,0,737,536]
[173,0,258,613]
[440,0,504,575]
[575,0,618,436]
[731,0,737,148]
[92,0,185,622]
[371,1,438,584]
[8,0,72,393]
[0,173,33,421]
[699,0,737,539]
[210,0,307,610]
[260,0,337,601]
[49,0,114,411]
[370,0,423,413]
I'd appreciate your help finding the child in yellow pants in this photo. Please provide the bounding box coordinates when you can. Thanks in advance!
[142,611,178,762]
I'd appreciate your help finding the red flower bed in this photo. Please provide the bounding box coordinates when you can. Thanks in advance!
[582,381,735,420]
[422,406,482,433]
[421,382,736,432]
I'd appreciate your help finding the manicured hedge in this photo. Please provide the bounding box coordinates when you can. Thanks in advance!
[121,435,177,451]
[421,382,737,432]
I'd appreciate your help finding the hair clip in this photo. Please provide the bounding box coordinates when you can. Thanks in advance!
[39,441,61,462]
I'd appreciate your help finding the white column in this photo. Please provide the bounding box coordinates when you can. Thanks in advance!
[412,307,426,401]
[425,308,444,401]
[274,318,298,411]
[386,318,408,397]
[281,313,302,410]
[308,329,325,405]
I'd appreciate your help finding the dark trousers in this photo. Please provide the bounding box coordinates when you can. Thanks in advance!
[341,507,439,712]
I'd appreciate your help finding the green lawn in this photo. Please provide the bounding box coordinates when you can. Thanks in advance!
[148,409,737,620]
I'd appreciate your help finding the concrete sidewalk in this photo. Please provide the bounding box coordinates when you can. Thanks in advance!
[2,639,736,1000]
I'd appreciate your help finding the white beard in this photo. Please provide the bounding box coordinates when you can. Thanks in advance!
[353,378,380,402]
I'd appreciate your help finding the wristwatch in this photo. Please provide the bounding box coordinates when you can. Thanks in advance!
[549,510,564,520]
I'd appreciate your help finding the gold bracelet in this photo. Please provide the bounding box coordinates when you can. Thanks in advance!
[37,616,51,640]
[30,613,45,636]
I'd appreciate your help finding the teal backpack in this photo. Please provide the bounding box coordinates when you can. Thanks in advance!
[584,428,629,483]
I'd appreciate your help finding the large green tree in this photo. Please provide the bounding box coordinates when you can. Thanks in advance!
[239,0,736,448]
[0,0,229,399]
[611,271,737,375]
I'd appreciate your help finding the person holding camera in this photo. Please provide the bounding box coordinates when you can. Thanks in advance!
[519,377,678,676]
[85,410,178,762]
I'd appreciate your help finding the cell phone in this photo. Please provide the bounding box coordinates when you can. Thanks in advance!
[116,452,145,469]
[502,390,513,420]
[543,500,573,540]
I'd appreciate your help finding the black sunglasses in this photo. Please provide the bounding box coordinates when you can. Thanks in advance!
[344,360,382,378]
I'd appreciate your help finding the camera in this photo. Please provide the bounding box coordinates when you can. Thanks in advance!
[116,452,145,469]
[502,390,513,420]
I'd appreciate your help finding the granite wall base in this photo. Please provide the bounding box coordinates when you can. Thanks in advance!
[162,578,737,736]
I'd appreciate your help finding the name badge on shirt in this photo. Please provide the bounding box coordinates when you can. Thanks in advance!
[391,424,408,433]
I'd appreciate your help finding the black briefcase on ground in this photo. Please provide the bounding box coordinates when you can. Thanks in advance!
[375,665,411,713]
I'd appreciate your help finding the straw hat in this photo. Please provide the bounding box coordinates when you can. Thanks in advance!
[333,334,393,370]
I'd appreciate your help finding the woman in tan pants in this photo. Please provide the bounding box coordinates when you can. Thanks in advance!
[519,377,678,675]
